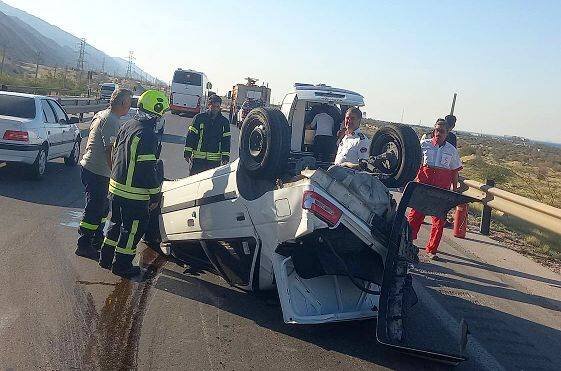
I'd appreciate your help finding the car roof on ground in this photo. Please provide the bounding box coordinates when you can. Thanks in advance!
[0,91,46,99]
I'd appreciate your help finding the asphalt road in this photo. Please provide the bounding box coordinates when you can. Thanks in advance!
[0,112,472,370]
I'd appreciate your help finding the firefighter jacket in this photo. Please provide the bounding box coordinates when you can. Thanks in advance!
[109,118,160,202]
[184,111,230,162]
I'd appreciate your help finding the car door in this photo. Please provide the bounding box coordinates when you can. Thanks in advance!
[196,167,261,289]
[40,99,63,158]
[47,99,74,154]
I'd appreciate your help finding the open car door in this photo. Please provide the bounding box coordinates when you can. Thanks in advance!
[376,182,477,365]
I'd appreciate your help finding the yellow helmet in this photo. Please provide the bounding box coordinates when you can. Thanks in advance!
[138,90,169,117]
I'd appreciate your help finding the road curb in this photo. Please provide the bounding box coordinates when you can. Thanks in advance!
[412,278,505,370]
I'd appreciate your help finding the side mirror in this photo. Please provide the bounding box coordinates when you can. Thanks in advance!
[227,91,232,99]
[68,117,79,124]
[58,118,67,125]
[207,82,213,90]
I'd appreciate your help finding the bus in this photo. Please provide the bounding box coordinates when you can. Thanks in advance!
[170,69,212,117]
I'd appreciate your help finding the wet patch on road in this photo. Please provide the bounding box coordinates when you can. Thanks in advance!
[80,247,168,370]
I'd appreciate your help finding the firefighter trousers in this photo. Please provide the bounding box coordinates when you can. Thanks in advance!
[407,208,446,254]
[78,167,109,249]
[99,195,149,267]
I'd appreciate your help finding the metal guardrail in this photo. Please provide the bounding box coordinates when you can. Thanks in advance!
[55,97,107,115]
[459,178,561,235]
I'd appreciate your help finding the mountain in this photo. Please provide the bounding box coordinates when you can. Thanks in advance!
[0,0,160,82]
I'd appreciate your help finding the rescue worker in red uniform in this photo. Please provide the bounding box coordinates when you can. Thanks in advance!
[98,90,168,277]
[407,119,462,260]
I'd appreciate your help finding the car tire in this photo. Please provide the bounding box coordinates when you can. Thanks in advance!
[239,107,290,179]
[29,146,48,180]
[369,124,421,188]
[64,138,80,166]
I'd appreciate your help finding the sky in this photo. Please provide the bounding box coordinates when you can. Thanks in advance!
[5,0,561,142]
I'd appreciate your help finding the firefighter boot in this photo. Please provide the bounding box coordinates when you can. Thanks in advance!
[98,245,115,270]
[75,245,100,261]
[111,254,141,278]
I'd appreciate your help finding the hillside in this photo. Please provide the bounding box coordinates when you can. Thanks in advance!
[0,0,159,82]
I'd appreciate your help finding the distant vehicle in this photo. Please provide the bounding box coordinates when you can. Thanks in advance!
[228,77,271,126]
[99,82,119,101]
[169,69,212,117]
[121,95,165,156]
[0,91,81,179]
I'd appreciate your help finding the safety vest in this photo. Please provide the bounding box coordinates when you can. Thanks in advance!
[109,118,161,201]
[184,111,231,161]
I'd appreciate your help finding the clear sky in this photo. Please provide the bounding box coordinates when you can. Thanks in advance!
[5,0,561,142]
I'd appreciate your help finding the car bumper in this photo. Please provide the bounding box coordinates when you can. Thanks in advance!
[170,104,200,114]
[0,143,40,164]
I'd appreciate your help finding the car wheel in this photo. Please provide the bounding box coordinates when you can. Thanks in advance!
[239,108,290,179]
[29,147,48,180]
[64,139,80,166]
[369,124,421,188]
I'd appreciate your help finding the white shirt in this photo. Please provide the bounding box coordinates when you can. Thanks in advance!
[334,128,371,165]
[420,138,462,170]
[310,112,334,137]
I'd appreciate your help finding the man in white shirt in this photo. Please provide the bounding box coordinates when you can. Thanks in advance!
[407,119,463,260]
[334,107,370,168]
[307,104,336,162]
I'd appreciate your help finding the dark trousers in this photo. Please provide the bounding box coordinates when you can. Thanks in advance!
[78,167,109,249]
[100,195,149,267]
[312,135,337,162]
[190,159,220,175]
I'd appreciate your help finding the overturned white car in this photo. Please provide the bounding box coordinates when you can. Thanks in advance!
[156,84,474,364]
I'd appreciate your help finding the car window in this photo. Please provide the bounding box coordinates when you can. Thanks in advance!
[41,100,57,123]
[173,71,202,86]
[47,100,68,123]
[0,95,36,119]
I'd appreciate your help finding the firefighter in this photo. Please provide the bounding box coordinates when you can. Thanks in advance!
[184,94,230,175]
[98,90,168,277]
[76,88,132,260]
[407,119,463,260]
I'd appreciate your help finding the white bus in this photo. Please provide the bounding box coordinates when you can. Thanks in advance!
[170,69,212,117]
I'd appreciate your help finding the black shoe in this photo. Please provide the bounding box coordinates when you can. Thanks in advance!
[112,253,142,278]
[111,264,142,278]
[75,246,100,261]
[99,245,115,269]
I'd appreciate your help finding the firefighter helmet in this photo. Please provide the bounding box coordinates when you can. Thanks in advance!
[138,90,169,117]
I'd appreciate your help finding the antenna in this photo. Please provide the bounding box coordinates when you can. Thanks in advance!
[125,50,135,79]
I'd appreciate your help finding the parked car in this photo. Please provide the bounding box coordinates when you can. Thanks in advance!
[0,91,81,179]
[169,68,212,117]
[155,84,474,364]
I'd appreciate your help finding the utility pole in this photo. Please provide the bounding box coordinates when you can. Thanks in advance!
[101,55,105,74]
[34,51,41,81]
[400,107,405,123]
[125,50,134,79]
[0,45,6,78]
[76,38,86,71]
[450,92,458,115]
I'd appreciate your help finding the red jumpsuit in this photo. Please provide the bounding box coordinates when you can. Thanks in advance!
[407,138,462,254]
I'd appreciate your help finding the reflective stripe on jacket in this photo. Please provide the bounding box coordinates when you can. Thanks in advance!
[184,111,230,161]
[109,118,160,201]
